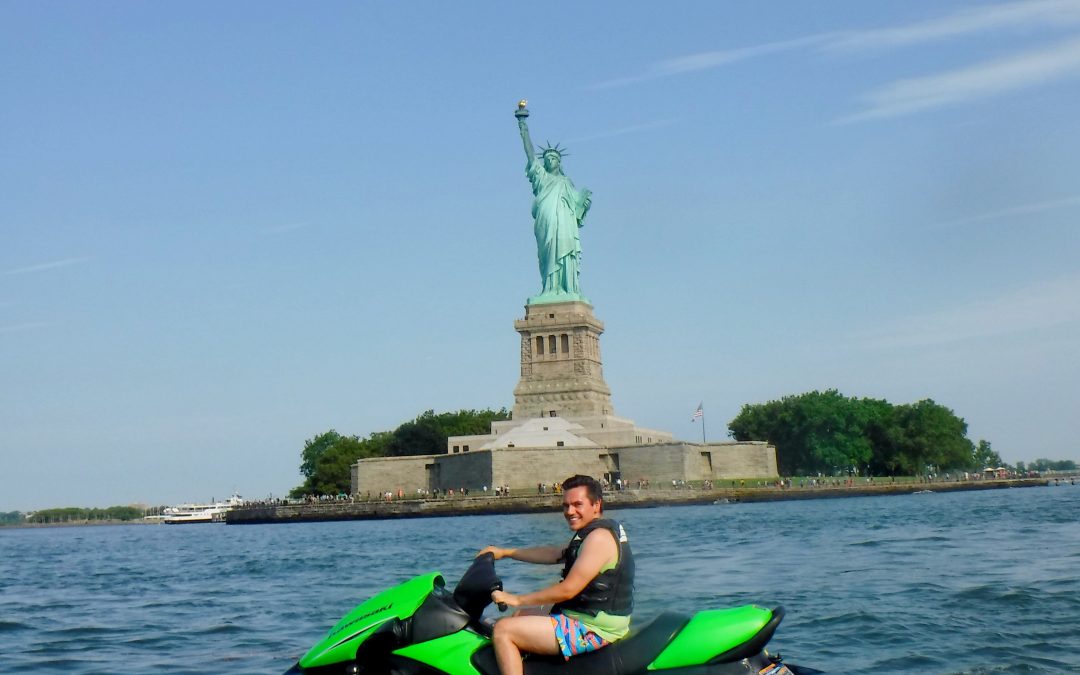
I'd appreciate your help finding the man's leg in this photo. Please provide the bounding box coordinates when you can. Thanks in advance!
[492,615,560,675]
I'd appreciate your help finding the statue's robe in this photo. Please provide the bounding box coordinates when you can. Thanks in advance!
[527,158,589,295]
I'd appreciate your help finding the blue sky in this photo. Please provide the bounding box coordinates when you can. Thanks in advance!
[3,1,1079,510]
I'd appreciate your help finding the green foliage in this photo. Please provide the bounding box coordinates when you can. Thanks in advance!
[290,408,511,496]
[885,399,974,474]
[25,505,145,524]
[730,390,976,476]
[972,439,1004,470]
[291,430,386,498]
[1,511,25,526]
[1027,458,1078,472]
[386,408,511,457]
[299,430,343,480]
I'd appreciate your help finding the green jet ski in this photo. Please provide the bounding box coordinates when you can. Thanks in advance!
[284,552,820,674]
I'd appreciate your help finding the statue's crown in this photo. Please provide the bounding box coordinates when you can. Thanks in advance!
[539,141,569,158]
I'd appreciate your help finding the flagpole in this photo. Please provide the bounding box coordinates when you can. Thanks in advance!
[692,402,706,444]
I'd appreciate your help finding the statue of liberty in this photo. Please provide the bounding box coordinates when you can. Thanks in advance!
[515,100,592,305]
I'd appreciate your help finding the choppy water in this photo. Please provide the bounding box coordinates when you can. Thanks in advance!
[2,484,1078,674]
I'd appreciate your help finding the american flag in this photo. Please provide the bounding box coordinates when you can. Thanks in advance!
[691,403,703,421]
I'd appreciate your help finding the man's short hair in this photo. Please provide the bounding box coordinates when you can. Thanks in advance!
[562,474,603,505]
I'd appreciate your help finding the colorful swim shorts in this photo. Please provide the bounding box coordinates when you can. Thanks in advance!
[551,614,610,660]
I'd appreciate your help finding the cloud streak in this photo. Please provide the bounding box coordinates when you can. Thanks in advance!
[929,195,1080,229]
[4,257,89,276]
[0,321,51,335]
[839,35,1080,122]
[828,0,1080,51]
[260,222,311,235]
[589,35,831,90]
[591,0,1080,121]
[852,275,1080,349]
[565,118,680,144]
[593,1,1080,88]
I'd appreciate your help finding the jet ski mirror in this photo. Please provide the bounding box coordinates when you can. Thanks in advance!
[454,552,505,621]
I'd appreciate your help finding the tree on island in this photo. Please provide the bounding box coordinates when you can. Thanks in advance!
[1025,457,1078,472]
[972,439,1004,470]
[1,511,24,526]
[23,505,145,524]
[729,390,984,477]
[290,407,511,497]
[292,430,385,497]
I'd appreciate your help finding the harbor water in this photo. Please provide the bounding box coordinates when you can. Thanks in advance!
[1,484,1078,673]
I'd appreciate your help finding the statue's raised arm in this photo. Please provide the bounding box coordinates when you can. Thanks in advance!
[513,101,592,306]
[515,99,535,165]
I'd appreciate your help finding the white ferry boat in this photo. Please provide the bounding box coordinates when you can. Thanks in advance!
[162,493,244,524]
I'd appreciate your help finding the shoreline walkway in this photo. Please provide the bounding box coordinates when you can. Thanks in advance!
[226,478,1046,525]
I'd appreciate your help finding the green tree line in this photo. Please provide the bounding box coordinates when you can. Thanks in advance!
[728,390,1001,477]
[1,511,24,526]
[290,398,1074,498]
[22,505,146,524]
[1019,458,1078,472]
[291,408,510,497]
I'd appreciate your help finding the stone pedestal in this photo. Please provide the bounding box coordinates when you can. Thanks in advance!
[512,301,614,419]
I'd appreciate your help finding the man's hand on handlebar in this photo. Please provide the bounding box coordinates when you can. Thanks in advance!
[491,589,519,609]
[477,546,511,560]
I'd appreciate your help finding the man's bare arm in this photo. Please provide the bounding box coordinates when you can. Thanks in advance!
[491,530,617,608]
[478,545,563,565]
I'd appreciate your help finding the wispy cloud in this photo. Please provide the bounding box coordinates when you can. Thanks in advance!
[828,0,1080,51]
[4,257,89,276]
[589,35,830,90]
[839,36,1080,122]
[260,222,311,235]
[929,195,1080,229]
[0,321,51,335]
[565,118,680,144]
[590,0,1080,123]
[853,275,1080,349]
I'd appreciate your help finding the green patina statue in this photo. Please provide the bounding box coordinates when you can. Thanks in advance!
[515,100,592,305]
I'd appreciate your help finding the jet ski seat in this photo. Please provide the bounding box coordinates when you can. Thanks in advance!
[471,611,691,675]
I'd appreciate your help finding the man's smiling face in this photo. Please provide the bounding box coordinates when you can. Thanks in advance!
[562,485,601,531]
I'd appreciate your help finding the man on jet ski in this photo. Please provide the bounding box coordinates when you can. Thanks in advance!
[478,474,634,675]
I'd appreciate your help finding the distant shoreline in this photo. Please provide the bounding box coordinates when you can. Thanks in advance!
[2,478,1059,529]
[0,519,157,530]
[227,478,1049,525]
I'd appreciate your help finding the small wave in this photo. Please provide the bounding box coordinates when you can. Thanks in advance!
[799,608,882,629]
[29,657,94,670]
[0,619,31,632]
[934,646,1074,673]
[909,534,951,543]
[870,653,947,671]
[1039,511,1080,524]
[194,623,245,635]
[48,625,115,637]
[954,584,1042,607]
[849,539,883,548]
[121,634,173,647]
[219,649,275,661]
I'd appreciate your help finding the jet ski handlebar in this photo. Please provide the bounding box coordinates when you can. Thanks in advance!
[453,552,506,620]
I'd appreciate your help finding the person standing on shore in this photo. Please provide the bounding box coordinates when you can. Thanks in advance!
[478,474,634,675]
